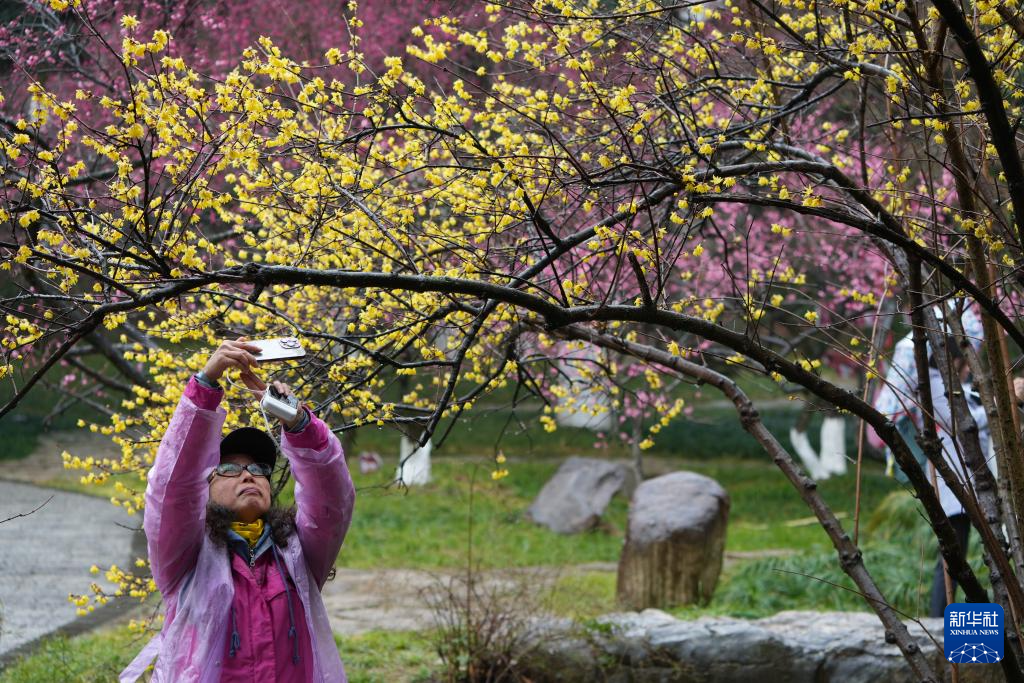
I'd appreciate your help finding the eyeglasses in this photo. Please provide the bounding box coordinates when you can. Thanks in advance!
[209,462,273,480]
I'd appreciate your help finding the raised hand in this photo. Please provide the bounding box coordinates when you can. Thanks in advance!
[262,379,305,429]
[202,336,263,382]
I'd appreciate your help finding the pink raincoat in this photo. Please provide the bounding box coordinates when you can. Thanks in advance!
[120,377,356,682]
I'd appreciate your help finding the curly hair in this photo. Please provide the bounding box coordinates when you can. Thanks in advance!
[205,502,297,548]
[205,500,336,581]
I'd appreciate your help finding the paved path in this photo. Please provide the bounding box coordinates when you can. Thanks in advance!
[0,480,137,660]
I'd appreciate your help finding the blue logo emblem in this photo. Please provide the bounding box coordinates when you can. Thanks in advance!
[945,603,1003,663]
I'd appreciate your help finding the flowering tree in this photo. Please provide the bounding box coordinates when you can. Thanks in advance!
[6,0,1024,679]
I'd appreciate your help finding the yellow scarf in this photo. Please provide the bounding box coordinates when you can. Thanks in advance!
[230,519,265,548]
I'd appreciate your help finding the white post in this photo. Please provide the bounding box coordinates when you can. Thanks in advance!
[819,416,848,476]
[789,416,847,481]
[789,426,827,480]
[397,434,432,486]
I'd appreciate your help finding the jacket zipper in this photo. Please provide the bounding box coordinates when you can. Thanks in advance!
[249,546,256,568]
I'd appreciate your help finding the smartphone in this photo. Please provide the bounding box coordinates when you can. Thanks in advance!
[248,337,306,363]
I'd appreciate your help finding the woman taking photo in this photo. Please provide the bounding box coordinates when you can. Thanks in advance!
[120,337,355,682]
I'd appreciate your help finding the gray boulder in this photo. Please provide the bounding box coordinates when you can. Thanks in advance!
[520,610,1004,682]
[527,457,638,534]
[617,471,729,609]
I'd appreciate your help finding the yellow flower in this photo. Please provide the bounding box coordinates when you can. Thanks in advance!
[18,210,40,228]
[120,15,139,30]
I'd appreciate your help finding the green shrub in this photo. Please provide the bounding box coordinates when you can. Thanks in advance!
[712,491,983,619]
[656,406,866,461]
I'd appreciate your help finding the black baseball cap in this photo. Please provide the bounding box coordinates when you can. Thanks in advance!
[220,427,278,469]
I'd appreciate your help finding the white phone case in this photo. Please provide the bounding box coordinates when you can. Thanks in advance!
[249,337,306,363]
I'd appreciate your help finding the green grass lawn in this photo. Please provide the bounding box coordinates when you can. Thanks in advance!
[0,624,438,683]
[0,624,145,683]
[1,475,939,682]
[324,454,943,621]
[1,451,938,682]
[319,455,896,571]
[4,362,938,682]
[319,458,631,571]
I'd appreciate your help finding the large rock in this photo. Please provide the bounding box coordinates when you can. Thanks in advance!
[617,471,729,609]
[519,610,1004,682]
[527,457,638,534]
